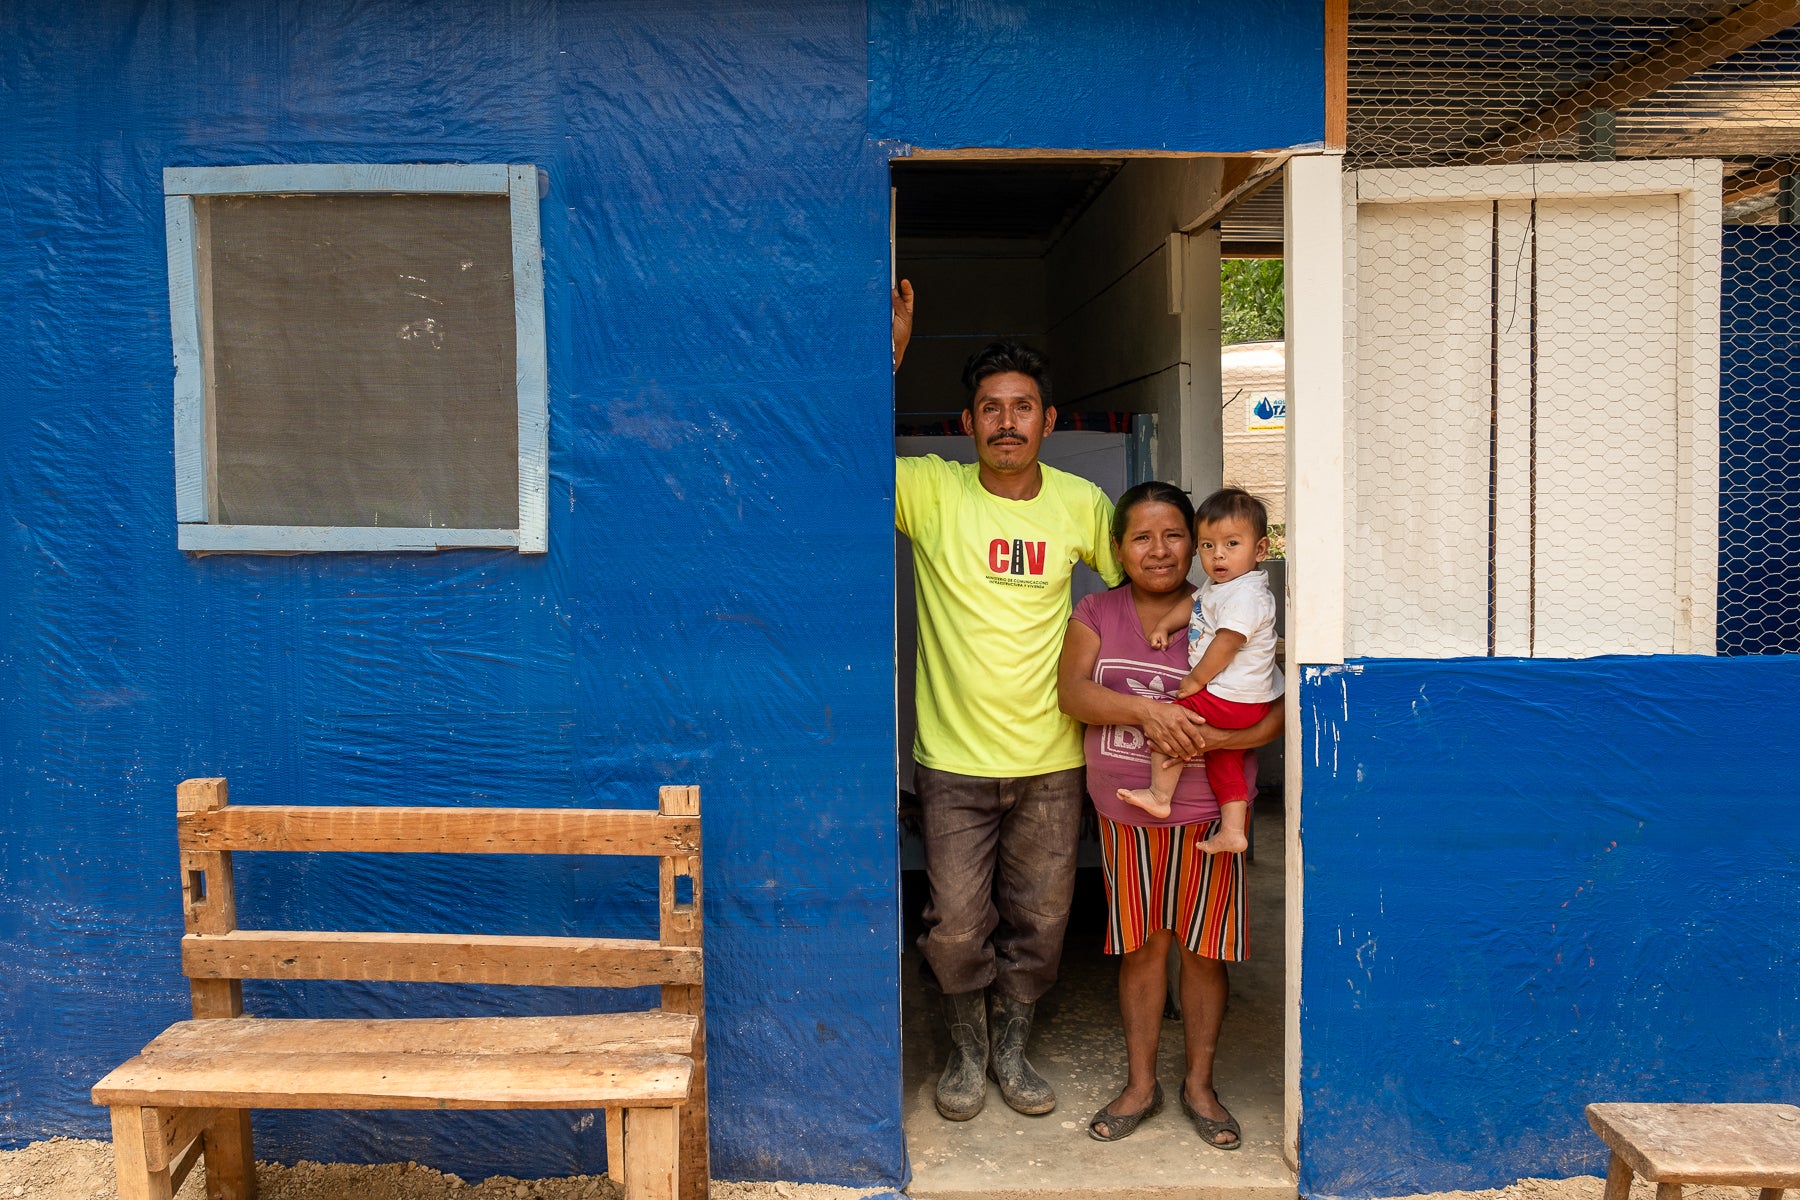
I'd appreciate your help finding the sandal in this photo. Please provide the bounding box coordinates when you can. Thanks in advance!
[1180,1085,1242,1150]
[1087,1080,1164,1142]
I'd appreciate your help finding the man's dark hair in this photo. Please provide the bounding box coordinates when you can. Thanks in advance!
[961,339,1052,407]
[1195,487,1269,541]
[1111,481,1196,546]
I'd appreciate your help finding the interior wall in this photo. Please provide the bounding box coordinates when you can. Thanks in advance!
[1048,159,1224,492]
[893,251,1046,416]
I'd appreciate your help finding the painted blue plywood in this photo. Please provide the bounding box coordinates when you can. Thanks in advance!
[1718,226,1800,655]
[869,0,1325,152]
[1297,657,1800,1199]
[0,0,898,1184]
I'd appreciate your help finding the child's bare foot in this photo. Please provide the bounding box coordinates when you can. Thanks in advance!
[1196,827,1248,855]
[1116,787,1172,819]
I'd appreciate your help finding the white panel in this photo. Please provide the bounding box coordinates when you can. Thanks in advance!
[1346,199,1493,658]
[1285,153,1346,665]
[1492,200,1534,657]
[1533,194,1682,656]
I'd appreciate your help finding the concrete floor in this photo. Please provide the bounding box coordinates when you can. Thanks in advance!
[901,803,1293,1200]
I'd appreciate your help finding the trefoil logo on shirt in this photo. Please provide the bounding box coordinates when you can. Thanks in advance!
[987,538,1047,576]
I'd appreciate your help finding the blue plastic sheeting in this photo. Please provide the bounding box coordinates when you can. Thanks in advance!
[1297,657,1800,1199]
[0,0,904,1182]
[869,0,1325,152]
[1719,226,1800,655]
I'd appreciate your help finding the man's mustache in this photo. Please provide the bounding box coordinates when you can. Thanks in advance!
[987,432,1025,445]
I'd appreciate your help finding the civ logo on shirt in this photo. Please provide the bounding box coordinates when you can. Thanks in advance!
[987,538,1047,576]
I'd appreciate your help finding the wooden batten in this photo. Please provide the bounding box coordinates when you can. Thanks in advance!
[179,805,700,857]
[658,785,709,1200]
[182,930,703,988]
[143,1012,698,1058]
[94,1050,693,1111]
[1325,0,1348,150]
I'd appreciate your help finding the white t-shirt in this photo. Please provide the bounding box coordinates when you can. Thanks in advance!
[1187,569,1284,704]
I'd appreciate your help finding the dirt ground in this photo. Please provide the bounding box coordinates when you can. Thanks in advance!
[0,1138,1777,1200]
[0,1139,885,1200]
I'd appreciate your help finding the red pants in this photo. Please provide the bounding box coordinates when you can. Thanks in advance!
[1171,690,1273,807]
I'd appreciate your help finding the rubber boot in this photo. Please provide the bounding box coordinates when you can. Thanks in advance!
[935,990,988,1121]
[987,991,1056,1114]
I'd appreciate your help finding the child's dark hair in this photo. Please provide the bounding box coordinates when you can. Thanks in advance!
[1195,487,1268,541]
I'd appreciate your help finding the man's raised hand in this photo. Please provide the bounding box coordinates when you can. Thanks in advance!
[892,278,914,370]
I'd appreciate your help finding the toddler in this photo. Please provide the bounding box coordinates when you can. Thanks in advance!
[1117,488,1284,854]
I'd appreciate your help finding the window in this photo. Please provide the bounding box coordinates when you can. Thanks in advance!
[163,164,547,552]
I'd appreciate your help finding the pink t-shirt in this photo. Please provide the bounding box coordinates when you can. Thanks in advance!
[1071,586,1255,828]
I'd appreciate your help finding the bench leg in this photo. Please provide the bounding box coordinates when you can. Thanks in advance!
[1603,1153,1634,1200]
[200,1108,257,1200]
[110,1106,175,1200]
[1759,1190,1784,1200]
[623,1106,680,1200]
[1656,1184,1683,1200]
[606,1106,625,1183]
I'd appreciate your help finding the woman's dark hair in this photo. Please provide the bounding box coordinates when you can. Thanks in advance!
[1111,481,1195,545]
[1195,487,1269,540]
[961,339,1052,406]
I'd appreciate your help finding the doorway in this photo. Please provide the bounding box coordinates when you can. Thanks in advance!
[890,154,1295,1198]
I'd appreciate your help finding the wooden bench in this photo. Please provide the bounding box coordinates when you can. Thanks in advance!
[1587,1102,1800,1200]
[92,778,711,1200]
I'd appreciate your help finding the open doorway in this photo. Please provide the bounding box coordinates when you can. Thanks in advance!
[890,154,1294,1198]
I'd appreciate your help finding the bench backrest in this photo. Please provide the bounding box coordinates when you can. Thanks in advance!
[176,776,703,1013]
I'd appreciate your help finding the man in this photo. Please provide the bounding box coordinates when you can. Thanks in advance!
[893,282,1124,1120]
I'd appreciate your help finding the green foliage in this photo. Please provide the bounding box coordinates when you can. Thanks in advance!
[1220,259,1284,345]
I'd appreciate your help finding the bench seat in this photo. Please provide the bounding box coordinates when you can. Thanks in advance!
[94,1013,698,1110]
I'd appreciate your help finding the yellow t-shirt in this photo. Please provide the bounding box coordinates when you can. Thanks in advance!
[897,455,1123,777]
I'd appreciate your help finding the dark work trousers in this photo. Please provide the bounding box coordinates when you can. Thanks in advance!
[914,763,1086,1004]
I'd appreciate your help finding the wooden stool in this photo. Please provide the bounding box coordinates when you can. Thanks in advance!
[1587,1103,1800,1200]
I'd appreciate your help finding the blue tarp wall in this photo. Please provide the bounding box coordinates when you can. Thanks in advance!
[1296,226,1800,1198]
[0,0,1324,1184]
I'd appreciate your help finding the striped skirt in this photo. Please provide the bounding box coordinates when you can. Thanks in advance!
[1097,815,1249,960]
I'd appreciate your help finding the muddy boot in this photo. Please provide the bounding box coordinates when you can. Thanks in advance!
[935,990,989,1120]
[987,991,1055,1115]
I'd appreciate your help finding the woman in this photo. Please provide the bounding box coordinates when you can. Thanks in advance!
[1057,481,1284,1147]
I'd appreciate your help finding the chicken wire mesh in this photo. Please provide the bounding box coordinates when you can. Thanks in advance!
[1338,3,1800,658]
[1720,225,1800,655]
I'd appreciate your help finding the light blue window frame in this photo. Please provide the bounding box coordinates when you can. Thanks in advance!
[163,163,548,553]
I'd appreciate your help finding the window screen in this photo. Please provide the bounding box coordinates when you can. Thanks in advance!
[1344,162,1719,660]
[201,193,519,530]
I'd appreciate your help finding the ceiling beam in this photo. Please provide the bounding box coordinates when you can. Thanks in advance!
[1476,0,1800,163]
[1180,155,1288,235]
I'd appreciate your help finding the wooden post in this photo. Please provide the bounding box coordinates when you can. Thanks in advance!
[623,1106,680,1200]
[1324,0,1348,150]
[658,785,707,1200]
[110,1106,176,1200]
[176,777,257,1200]
[1603,1152,1635,1200]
